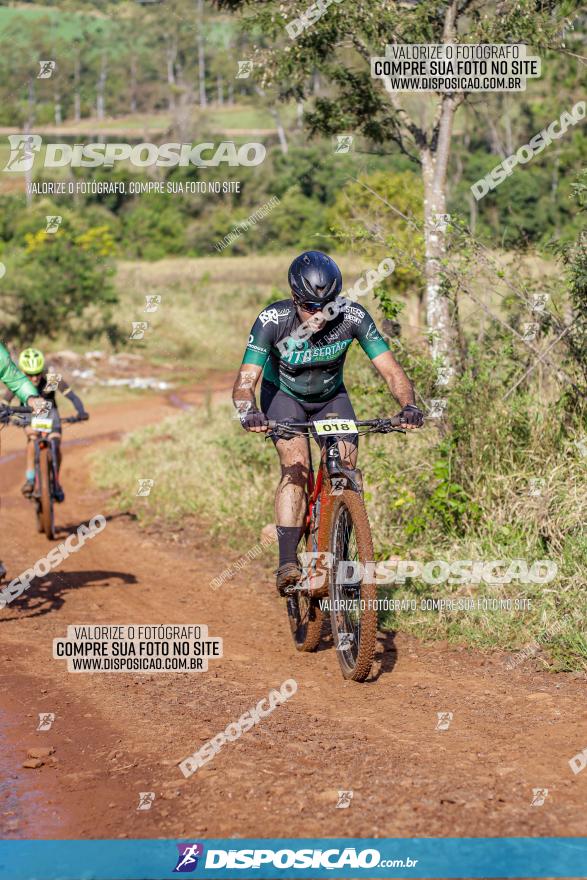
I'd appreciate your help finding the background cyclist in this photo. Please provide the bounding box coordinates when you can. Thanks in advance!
[0,341,42,578]
[3,347,89,502]
[232,251,423,596]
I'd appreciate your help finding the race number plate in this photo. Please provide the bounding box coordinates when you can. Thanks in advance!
[313,419,357,435]
[31,417,53,432]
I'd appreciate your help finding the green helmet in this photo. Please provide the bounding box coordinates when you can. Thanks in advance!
[19,347,45,375]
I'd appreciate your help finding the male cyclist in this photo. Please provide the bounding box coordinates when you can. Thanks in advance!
[0,342,42,579]
[3,348,89,503]
[232,251,423,596]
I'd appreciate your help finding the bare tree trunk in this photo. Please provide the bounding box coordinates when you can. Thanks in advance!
[418,0,459,372]
[296,99,304,129]
[25,78,35,207]
[74,49,81,122]
[217,74,224,105]
[54,91,62,126]
[96,52,107,120]
[274,112,288,155]
[174,62,191,143]
[467,190,477,235]
[130,55,138,114]
[483,103,505,156]
[256,86,288,155]
[503,97,514,155]
[166,41,177,112]
[228,82,234,105]
[197,0,207,108]
[421,99,458,370]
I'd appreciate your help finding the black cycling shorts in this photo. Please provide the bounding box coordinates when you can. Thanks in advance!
[260,380,357,447]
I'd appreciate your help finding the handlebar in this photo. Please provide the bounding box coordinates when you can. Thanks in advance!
[265,416,406,437]
[0,404,88,424]
[1,405,32,414]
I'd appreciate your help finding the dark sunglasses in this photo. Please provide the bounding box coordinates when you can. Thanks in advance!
[294,297,326,314]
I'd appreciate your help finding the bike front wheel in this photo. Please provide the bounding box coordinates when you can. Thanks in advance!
[37,446,55,540]
[326,489,377,681]
[287,532,324,652]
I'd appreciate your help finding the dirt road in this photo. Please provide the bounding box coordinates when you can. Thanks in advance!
[1,382,586,842]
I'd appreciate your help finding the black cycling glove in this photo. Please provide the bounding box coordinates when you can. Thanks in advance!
[398,404,424,427]
[240,410,268,431]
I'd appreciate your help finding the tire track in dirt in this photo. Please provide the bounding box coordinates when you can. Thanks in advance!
[0,379,585,842]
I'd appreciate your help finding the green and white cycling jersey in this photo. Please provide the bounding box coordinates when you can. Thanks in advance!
[241,298,389,403]
[0,343,38,404]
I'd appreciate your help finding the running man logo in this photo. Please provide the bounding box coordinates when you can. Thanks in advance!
[37,712,55,731]
[129,321,149,340]
[521,322,539,343]
[45,372,61,393]
[528,477,545,497]
[37,399,53,418]
[436,711,453,730]
[428,398,447,419]
[236,60,253,79]
[37,60,56,79]
[336,790,353,809]
[337,631,355,652]
[137,791,155,811]
[45,216,62,234]
[144,294,162,313]
[329,477,345,496]
[298,551,333,592]
[136,479,155,497]
[3,135,43,172]
[530,293,549,315]
[173,843,204,873]
[435,366,454,387]
[335,135,353,154]
[431,213,451,232]
[531,788,548,806]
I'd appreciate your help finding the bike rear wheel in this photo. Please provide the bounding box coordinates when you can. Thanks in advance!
[326,489,377,681]
[37,446,55,540]
[287,532,324,652]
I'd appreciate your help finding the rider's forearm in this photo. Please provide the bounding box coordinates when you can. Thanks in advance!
[384,366,416,408]
[232,367,260,418]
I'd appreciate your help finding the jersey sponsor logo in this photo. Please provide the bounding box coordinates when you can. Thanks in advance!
[341,313,362,325]
[247,334,267,354]
[259,308,279,326]
[283,338,352,365]
[259,307,288,326]
[366,322,380,341]
[342,304,364,318]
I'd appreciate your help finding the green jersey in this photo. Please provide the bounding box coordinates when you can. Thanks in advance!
[241,298,389,402]
[0,343,38,404]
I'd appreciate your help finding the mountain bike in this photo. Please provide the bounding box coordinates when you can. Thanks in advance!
[0,404,84,540]
[268,415,405,682]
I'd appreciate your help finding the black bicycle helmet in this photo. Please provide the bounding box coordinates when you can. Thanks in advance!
[288,251,342,303]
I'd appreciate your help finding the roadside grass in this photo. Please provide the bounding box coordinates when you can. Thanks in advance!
[92,400,276,548]
[92,387,587,671]
[112,254,372,379]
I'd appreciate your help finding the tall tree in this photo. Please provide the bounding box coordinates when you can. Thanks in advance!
[214,0,578,371]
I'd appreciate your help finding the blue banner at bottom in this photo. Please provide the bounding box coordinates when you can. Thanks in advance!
[0,838,586,880]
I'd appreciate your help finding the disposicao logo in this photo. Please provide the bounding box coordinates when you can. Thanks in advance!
[173,843,204,873]
[3,136,266,170]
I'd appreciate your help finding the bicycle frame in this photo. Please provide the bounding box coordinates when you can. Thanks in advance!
[304,460,323,533]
